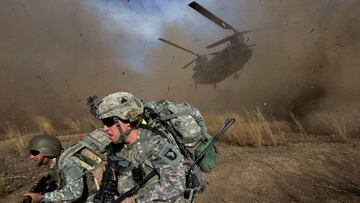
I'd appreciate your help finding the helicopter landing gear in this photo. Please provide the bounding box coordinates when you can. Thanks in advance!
[233,73,240,80]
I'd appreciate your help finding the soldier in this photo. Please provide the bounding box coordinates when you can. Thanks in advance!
[24,134,86,203]
[93,92,188,203]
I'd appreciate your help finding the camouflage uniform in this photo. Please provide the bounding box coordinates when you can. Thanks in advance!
[93,92,189,202]
[43,152,85,202]
[112,128,188,203]
[50,129,111,203]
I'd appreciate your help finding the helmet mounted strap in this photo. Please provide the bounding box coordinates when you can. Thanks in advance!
[114,118,142,144]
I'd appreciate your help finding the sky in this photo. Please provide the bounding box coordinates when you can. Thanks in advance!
[0,0,359,134]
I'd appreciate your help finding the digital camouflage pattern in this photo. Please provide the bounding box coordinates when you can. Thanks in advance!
[43,155,84,203]
[78,128,111,159]
[144,100,214,174]
[53,129,111,202]
[144,100,210,153]
[112,128,188,203]
[96,92,144,122]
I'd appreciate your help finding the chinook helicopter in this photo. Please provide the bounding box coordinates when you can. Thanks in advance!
[158,38,220,71]
[159,1,257,87]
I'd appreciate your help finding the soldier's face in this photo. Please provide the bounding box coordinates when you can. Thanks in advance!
[29,151,51,166]
[102,120,130,142]
[103,122,121,141]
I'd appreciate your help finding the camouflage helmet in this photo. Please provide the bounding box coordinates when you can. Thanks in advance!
[28,134,62,157]
[96,92,144,122]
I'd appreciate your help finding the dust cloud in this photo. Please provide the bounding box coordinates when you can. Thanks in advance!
[0,0,359,135]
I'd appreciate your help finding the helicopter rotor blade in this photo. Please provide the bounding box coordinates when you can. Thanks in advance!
[158,38,199,56]
[182,58,198,69]
[189,1,236,31]
[206,29,260,49]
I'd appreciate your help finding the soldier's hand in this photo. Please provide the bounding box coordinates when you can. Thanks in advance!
[23,192,43,203]
[94,161,106,183]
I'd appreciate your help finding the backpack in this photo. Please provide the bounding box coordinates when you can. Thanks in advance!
[143,100,217,173]
[57,129,111,194]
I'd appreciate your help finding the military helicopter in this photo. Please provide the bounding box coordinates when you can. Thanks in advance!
[160,1,257,87]
[158,38,220,71]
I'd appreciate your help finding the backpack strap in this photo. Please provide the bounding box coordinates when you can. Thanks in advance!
[139,123,194,161]
[134,129,152,164]
[159,110,190,121]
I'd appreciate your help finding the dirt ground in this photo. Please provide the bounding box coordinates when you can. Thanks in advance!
[1,135,359,203]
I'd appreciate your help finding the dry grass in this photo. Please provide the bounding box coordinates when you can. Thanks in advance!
[204,108,286,147]
[289,112,307,141]
[1,121,28,157]
[33,115,56,135]
[62,114,82,133]
[316,112,347,142]
[81,116,100,130]
[62,114,100,134]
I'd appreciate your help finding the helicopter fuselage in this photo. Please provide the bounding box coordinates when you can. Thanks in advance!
[192,42,253,84]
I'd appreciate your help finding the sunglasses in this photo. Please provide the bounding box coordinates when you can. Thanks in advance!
[101,117,119,127]
[30,150,40,156]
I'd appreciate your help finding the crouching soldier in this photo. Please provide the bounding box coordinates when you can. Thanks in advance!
[24,134,86,203]
[93,92,188,203]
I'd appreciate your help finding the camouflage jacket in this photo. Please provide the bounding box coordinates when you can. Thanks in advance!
[43,152,84,202]
[112,128,188,203]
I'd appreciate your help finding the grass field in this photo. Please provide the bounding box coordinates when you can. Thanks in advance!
[0,109,359,202]
[1,108,355,157]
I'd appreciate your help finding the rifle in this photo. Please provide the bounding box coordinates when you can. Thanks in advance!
[21,174,57,203]
[93,143,132,203]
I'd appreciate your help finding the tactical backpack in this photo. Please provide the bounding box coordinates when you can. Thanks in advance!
[143,100,217,173]
[57,129,111,194]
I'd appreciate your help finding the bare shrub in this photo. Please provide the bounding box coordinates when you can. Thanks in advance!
[81,115,100,131]
[316,112,347,142]
[204,109,285,147]
[245,110,265,147]
[1,121,28,157]
[62,114,81,133]
[289,112,307,140]
[33,116,56,135]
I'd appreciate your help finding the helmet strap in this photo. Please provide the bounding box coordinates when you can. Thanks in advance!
[114,118,142,144]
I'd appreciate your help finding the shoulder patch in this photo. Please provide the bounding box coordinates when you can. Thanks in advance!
[158,142,183,166]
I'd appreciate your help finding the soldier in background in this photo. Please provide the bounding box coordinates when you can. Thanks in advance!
[24,134,86,203]
[93,92,188,203]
